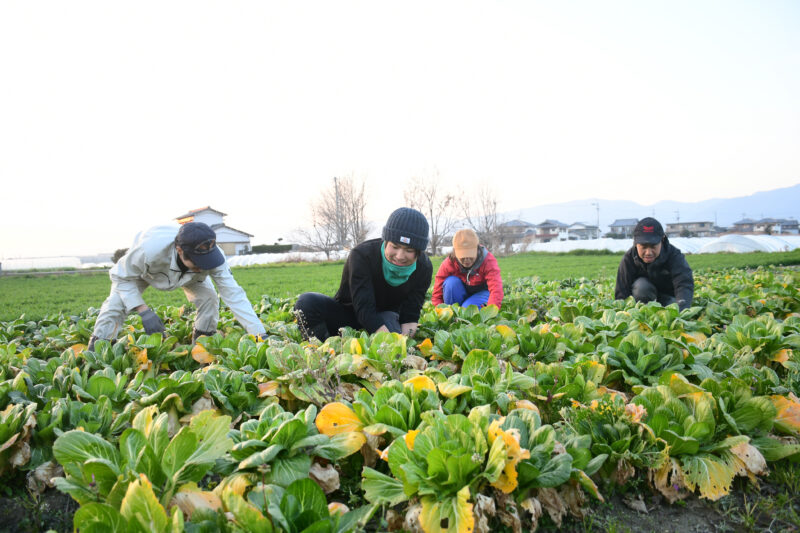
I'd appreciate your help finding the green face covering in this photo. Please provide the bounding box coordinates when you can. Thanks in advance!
[381,242,417,287]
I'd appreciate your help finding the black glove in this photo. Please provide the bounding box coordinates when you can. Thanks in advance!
[192,328,216,344]
[139,308,165,335]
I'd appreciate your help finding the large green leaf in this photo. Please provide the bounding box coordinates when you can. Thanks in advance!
[87,375,117,400]
[281,478,329,529]
[120,428,164,486]
[361,467,407,505]
[222,489,274,533]
[73,503,128,533]
[119,474,169,533]
[273,419,308,448]
[531,452,573,488]
[53,430,121,468]
[375,405,407,431]
[267,454,312,487]
[239,444,285,470]
[461,350,500,380]
[663,430,700,456]
[162,411,233,486]
[750,436,800,462]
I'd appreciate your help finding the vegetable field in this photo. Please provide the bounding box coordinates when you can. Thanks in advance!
[1,259,800,532]
[3,248,800,322]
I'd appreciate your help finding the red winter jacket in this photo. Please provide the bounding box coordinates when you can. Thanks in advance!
[431,246,504,308]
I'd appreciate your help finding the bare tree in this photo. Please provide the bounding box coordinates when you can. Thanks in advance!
[339,177,370,246]
[293,208,339,259]
[459,182,502,253]
[296,176,371,255]
[403,171,458,255]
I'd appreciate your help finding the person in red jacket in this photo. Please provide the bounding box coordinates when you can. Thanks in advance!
[431,229,504,309]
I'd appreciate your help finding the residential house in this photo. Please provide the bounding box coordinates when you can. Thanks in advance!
[175,206,254,256]
[567,222,600,240]
[731,218,757,233]
[732,217,798,235]
[775,218,799,234]
[532,220,569,243]
[498,220,536,242]
[608,219,638,238]
[665,221,717,238]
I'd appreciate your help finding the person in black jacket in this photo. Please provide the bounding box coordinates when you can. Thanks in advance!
[294,207,433,341]
[615,217,694,310]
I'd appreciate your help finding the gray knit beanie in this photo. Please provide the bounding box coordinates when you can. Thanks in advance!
[382,207,429,251]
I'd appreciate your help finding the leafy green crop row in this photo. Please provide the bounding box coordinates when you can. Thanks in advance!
[1,262,799,532]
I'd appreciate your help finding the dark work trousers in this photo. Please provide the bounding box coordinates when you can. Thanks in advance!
[294,292,401,341]
[632,277,677,307]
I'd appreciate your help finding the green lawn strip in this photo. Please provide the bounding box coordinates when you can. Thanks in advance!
[2,249,799,322]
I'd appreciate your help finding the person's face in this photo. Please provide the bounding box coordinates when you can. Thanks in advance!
[177,247,203,272]
[635,242,662,264]
[384,241,418,266]
[457,251,477,268]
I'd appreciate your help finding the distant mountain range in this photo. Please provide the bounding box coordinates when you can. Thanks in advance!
[503,183,800,232]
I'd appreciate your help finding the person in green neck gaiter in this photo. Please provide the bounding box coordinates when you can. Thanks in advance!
[294,207,433,341]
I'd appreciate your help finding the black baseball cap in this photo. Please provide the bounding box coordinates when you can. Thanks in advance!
[175,222,225,270]
[633,217,664,245]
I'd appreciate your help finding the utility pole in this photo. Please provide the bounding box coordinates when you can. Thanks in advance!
[590,202,600,239]
[674,210,680,222]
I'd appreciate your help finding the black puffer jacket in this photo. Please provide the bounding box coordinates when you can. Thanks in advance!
[334,239,433,332]
[614,237,694,310]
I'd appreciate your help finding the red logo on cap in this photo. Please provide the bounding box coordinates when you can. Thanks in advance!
[643,225,654,233]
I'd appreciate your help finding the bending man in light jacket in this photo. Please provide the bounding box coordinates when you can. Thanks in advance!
[88,222,266,349]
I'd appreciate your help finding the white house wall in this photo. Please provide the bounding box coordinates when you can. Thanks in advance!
[192,212,225,226]
[215,226,252,243]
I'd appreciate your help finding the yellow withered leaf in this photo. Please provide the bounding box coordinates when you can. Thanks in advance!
[680,455,735,501]
[330,431,367,457]
[595,386,628,402]
[212,473,256,498]
[316,402,363,436]
[512,399,539,412]
[69,344,87,355]
[417,338,434,357]
[257,381,280,398]
[680,332,707,345]
[133,348,151,372]
[191,344,215,364]
[404,375,436,392]
[171,484,222,519]
[419,486,474,533]
[404,429,419,451]
[495,324,516,340]
[771,394,800,436]
[487,419,530,494]
[539,323,551,334]
[437,382,472,399]
[434,307,454,321]
[348,338,363,355]
[770,348,792,366]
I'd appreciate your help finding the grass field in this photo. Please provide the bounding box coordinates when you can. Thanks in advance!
[2,248,800,322]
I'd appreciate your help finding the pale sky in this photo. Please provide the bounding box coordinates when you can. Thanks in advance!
[2,1,799,258]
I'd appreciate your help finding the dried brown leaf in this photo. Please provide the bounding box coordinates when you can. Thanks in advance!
[472,493,496,533]
[309,462,340,494]
[403,502,424,533]
[536,487,566,527]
